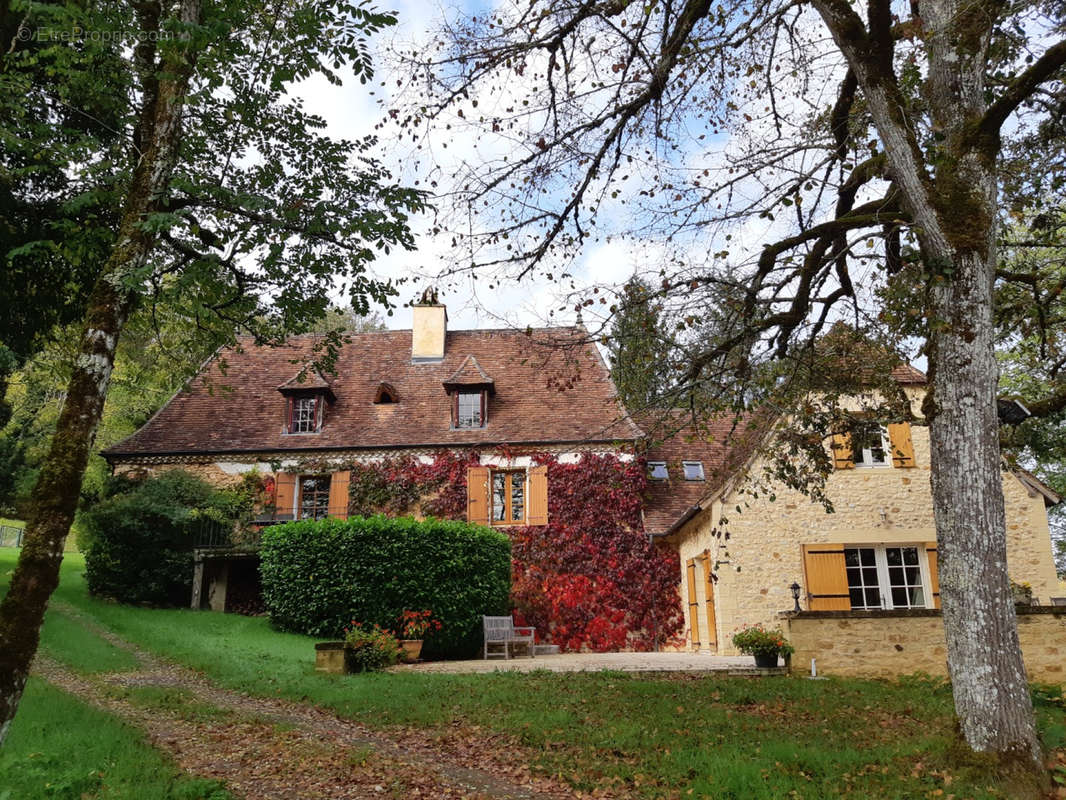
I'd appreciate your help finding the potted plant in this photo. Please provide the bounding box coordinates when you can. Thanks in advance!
[343,622,402,673]
[398,609,442,663]
[732,624,794,668]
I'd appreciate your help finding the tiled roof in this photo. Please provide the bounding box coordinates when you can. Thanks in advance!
[638,410,768,535]
[891,364,927,384]
[103,327,643,458]
[277,365,334,392]
[443,354,495,389]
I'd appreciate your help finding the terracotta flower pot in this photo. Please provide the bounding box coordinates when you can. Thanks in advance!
[400,639,423,663]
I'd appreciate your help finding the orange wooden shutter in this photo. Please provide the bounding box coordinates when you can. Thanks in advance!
[887,423,916,468]
[274,472,296,519]
[801,543,851,610]
[328,470,350,520]
[701,552,717,649]
[831,432,854,470]
[925,542,940,609]
[686,558,701,648]
[467,466,490,525]
[526,465,548,526]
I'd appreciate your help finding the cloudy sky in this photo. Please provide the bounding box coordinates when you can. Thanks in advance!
[294,1,650,333]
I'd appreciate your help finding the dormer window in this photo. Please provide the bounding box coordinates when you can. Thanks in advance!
[278,363,335,435]
[288,394,323,434]
[443,354,495,430]
[456,390,484,428]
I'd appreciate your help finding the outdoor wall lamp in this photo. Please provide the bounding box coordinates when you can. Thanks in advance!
[790,582,802,611]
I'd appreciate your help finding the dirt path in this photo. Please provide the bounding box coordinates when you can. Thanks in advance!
[34,606,592,800]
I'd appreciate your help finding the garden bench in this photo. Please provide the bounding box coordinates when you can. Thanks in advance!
[482,615,535,659]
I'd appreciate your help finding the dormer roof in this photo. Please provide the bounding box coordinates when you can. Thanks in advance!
[277,364,336,402]
[442,354,496,394]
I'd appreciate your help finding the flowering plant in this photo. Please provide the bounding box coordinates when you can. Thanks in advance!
[731,624,795,657]
[343,622,401,672]
[400,609,442,640]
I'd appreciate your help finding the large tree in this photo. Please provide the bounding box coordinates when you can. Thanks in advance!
[390,0,1066,774]
[607,276,675,410]
[0,0,423,743]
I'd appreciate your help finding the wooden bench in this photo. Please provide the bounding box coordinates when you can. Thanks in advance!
[482,615,535,659]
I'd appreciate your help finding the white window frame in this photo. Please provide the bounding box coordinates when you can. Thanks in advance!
[844,544,933,610]
[852,425,890,468]
[289,395,321,434]
[682,461,705,481]
[648,461,669,480]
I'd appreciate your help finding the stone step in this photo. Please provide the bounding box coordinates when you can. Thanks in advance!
[533,644,560,656]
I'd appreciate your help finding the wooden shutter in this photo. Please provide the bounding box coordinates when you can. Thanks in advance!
[526,465,548,526]
[887,422,916,468]
[701,552,717,649]
[328,470,350,520]
[831,432,854,470]
[801,543,851,610]
[274,472,296,520]
[686,558,701,648]
[925,542,941,609]
[467,466,490,525]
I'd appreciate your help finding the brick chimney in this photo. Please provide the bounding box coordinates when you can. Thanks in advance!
[411,288,446,362]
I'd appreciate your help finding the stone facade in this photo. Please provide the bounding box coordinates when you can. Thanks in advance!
[674,390,1059,654]
[782,608,1066,683]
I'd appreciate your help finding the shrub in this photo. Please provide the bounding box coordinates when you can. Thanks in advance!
[343,623,401,672]
[82,470,250,605]
[731,624,795,657]
[260,515,511,658]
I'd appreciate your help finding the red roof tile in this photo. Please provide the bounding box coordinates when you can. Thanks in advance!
[104,327,643,458]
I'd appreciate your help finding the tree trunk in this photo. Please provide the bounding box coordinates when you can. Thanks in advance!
[927,253,1042,766]
[0,0,200,746]
[813,0,1043,769]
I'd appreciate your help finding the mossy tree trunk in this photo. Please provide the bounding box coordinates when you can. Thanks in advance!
[0,0,201,745]
[813,0,1045,769]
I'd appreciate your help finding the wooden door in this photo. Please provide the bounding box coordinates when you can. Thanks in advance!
[701,552,717,650]
[686,558,701,649]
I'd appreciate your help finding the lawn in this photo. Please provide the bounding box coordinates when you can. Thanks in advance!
[4,548,1066,798]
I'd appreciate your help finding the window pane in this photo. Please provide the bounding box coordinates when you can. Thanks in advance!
[849,588,864,606]
[492,473,506,521]
[863,567,878,585]
[892,587,908,607]
[457,391,482,428]
[683,462,704,481]
[299,476,330,520]
[648,462,668,480]
[292,397,318,433]
[886,548,902,566]
[846,550,860,567]
[510,472,524,522]
[860,549,876,566]
[909,587,925,606]
[865,588,881,608]
[903,548,919,565]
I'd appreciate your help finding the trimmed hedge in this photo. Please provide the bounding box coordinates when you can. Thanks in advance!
[260,515,511,658]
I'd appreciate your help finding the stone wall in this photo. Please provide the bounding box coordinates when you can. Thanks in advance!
[675,392,1059,654]
[782,608,1066,684]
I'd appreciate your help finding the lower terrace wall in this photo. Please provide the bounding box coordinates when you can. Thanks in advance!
[782,607,1066,684]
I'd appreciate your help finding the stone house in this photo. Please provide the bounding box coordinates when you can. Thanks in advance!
[642,369,1062,655]
[101,298,647,611]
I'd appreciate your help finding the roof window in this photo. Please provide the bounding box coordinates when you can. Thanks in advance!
[683,461,705,481]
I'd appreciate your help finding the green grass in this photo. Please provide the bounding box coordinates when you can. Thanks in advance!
[0,678,233,800]
[4,549,1066,798]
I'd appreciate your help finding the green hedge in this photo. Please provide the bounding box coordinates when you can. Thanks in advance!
[260,515,511,658]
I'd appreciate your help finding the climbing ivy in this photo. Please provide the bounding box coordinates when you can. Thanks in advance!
[310,448,683,652]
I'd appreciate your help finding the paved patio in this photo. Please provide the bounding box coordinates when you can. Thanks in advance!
[395,651,781,674]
